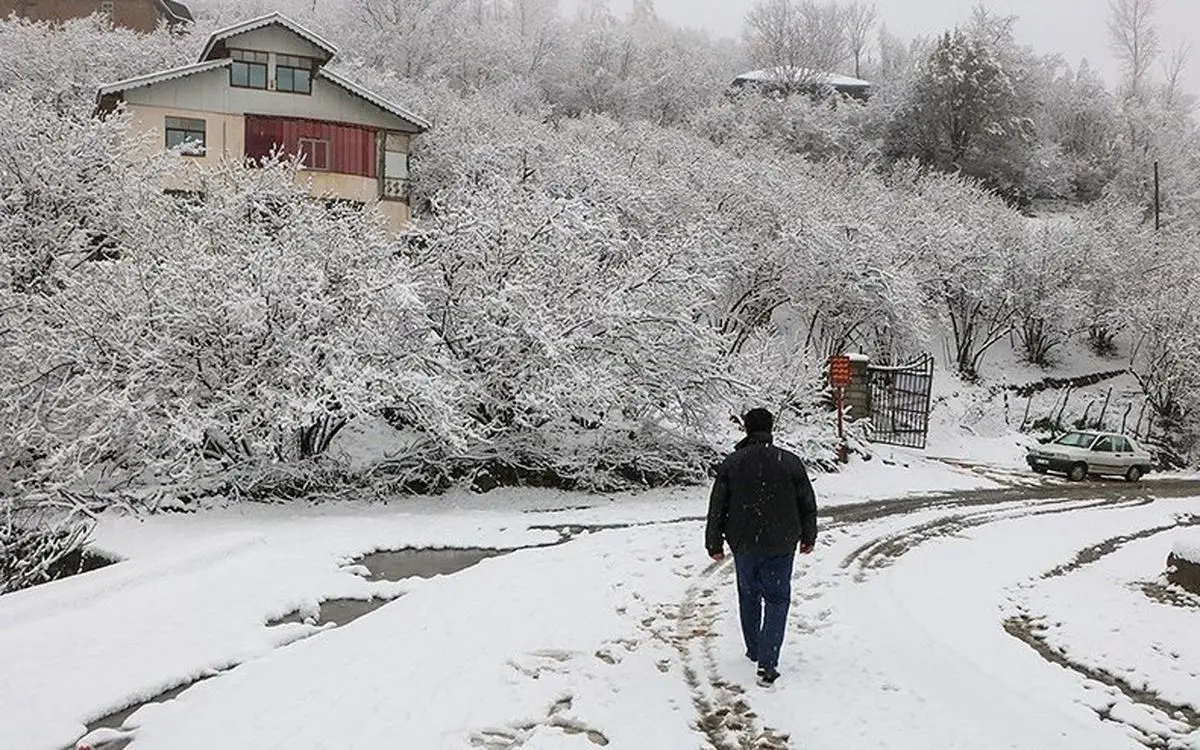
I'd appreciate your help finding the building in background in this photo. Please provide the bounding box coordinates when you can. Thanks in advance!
[95,12,430,231]
[731,67,872,102]
[0,0,193,33]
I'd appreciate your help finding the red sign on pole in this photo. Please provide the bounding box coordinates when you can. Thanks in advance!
[829,355,852,387]
[829,355,852,464]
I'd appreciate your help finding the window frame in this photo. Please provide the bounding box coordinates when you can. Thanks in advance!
[229,49,269,90]
[296,137,330,171]
[380,132,410,202]
[275,54,315,95]
[164,116,207,157]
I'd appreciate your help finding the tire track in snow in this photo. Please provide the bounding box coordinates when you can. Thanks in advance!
[1004,517,1200,747]
[839,495,1151,579]
[674,559,790,750]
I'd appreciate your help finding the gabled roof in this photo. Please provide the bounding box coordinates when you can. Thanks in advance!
[199,13,338,63]
[156,0,194,23]
[318,68,432,132]
[97,58,231,100]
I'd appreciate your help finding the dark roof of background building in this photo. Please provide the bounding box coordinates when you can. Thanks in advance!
[156,0,194,23]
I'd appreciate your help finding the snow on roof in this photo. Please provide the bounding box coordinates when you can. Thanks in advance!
[317,68,432,132]
[734,67,871,88]
[97,58,231,99]
[199,13,338,63]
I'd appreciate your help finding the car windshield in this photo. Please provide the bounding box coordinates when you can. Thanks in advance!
[1053,432,1100,448]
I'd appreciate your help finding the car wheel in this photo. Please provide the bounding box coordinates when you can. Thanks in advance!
[1032,467,1049,475]
[1125,465,1143,483]
[1068,463,1088,482]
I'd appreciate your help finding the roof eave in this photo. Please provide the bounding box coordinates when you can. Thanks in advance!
[318,69,432,133]
[96,59,231,99]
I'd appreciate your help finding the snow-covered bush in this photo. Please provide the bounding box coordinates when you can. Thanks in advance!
[0,497,92,595]
[7,0,1200,499]
[1,91,459,495]
[1130,269,1200,460]
[1009,222,1087,366]
[404,111,752,486]
[0,16,190,113]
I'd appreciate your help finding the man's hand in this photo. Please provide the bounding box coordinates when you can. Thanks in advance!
[709,550,726,562]
[799,543,814,555]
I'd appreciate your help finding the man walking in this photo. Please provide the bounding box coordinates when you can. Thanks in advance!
[705,408,818,687]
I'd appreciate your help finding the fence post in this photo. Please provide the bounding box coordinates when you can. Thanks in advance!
[1095,387,1113,430]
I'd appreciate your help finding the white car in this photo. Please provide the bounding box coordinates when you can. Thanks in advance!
[1025,431,1154,482]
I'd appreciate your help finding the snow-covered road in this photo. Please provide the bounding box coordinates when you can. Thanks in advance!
[3,470,1200,750]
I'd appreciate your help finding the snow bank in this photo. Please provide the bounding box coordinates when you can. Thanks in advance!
[1173,536,1200,564]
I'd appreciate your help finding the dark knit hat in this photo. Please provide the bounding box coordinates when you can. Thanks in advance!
[743,408,774,434]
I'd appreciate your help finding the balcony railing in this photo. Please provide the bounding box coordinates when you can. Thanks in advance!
[381,177,411,202]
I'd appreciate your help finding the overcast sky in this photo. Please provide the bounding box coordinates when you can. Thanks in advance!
[600,0,1200,88]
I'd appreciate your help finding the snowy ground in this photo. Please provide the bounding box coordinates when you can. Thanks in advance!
[3,454,1199,750]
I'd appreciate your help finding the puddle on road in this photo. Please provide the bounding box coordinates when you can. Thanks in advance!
[70,546,516,749]
[71,674,219,750]
[266,547,516,628]
[357,547,507,581]
[267,597,400,628]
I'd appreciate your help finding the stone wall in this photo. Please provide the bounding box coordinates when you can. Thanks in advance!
[1167,554,1200,597]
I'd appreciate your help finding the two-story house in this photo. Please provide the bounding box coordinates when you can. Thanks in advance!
[95,13,430,230]
[0,0,193,32]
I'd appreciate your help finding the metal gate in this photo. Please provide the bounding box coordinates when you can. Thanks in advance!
[867,354,934,449]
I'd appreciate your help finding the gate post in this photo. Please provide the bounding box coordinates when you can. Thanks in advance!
[844,353,871,422]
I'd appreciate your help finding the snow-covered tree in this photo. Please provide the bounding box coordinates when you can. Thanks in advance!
[744,0,850,84]
[1008,222,1087,365]
[886,28,1036,202]
[1129,256,1200,456]
[1108,0,1160,102]
[0,16,190,113]
[842,1,876,79]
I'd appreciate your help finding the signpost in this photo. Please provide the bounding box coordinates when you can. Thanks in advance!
[829,354,852,464]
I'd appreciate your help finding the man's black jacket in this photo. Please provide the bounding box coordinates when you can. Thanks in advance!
[705,432,818,556]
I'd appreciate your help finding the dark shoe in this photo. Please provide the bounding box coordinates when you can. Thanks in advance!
[756,667,780,687]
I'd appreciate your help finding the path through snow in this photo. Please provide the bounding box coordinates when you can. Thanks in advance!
[4,473,1200,750]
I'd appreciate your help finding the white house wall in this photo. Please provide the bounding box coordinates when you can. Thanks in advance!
[222,25,331,61]
[123,68,417,132]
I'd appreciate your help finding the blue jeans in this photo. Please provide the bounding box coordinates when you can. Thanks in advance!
[733,552,794,670]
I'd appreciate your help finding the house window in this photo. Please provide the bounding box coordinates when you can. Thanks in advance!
[230,49,269,90]
[297,138,329,170]
[276,55,314,95]
[381,132,410,201]
[100,0,114,16]
[165,116,206,156]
